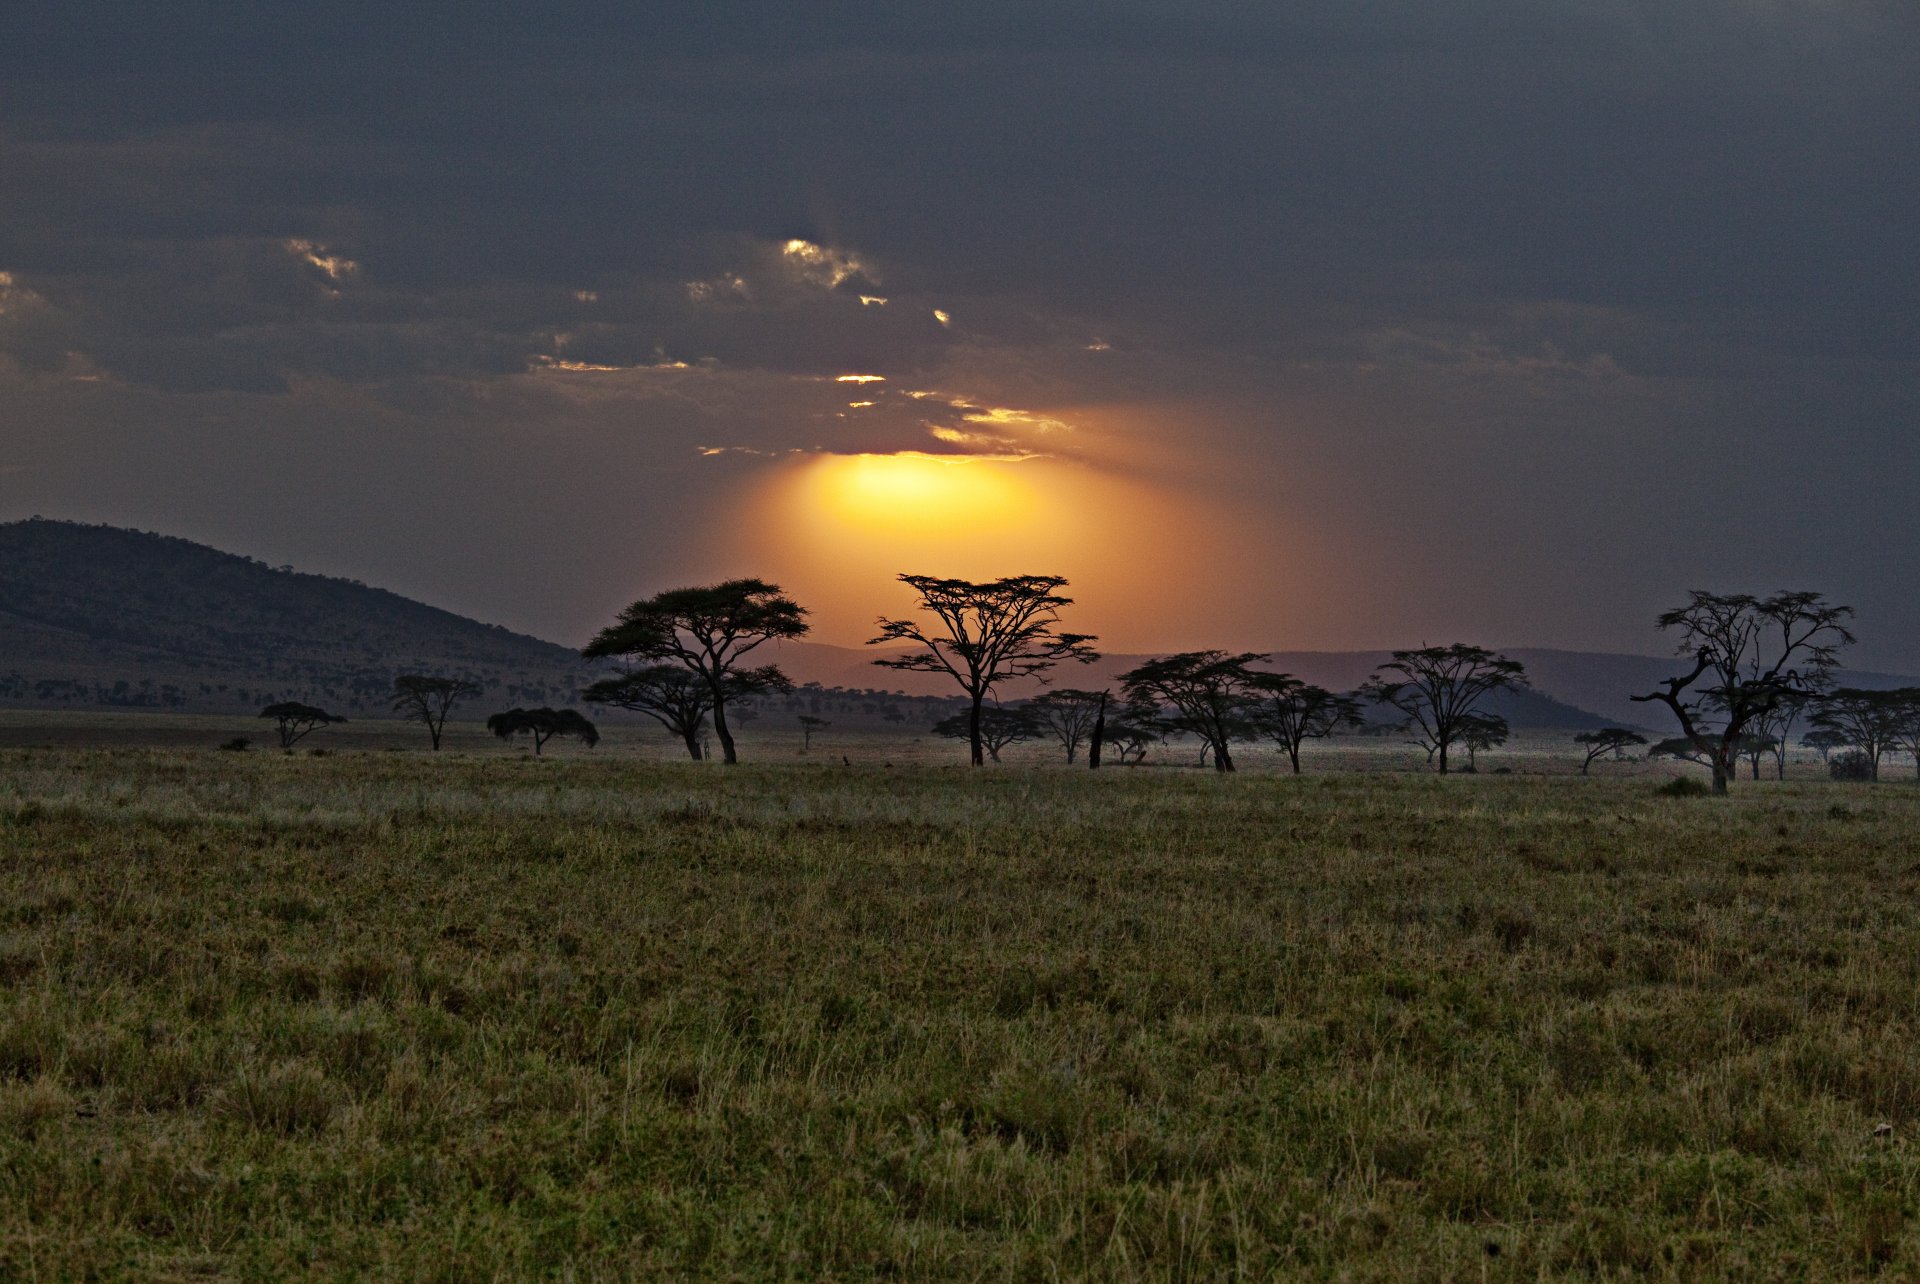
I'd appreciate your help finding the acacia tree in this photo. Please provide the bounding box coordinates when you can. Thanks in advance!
[1101,719,1158,765]
[1809,688,1907,782]
[259,701,346,750]
[1457,712,1509,771]
[1253,679,1363,774]
[1358,644,1527,774]
[1799,727,1851,763]
[583,579,807,765]
[1630,590,1854,795]
[1884,690,1920,781]
[931,706,1036,763]
[391,675,481,750]
[797,715,830,752]
[1025,689,1108,764]
[486,707,599,755]
[870,574,1097,767]
[582,665,712,760]
[1572,728,1648,774]
[1119,651,1270,773]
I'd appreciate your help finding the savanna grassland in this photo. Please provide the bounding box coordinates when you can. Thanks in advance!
[4,741,1920,1280]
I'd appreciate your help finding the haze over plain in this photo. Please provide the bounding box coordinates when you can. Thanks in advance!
[1,3,1915,666]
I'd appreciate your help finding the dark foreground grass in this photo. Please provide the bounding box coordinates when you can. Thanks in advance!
[3,749,1920,1279]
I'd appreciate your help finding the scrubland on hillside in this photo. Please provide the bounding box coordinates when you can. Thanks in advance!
[3,744,1920,1278]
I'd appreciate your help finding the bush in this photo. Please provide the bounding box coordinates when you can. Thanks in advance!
[219,737,250,752]
[1657,776,1711,798]
[1830,750,1873,782]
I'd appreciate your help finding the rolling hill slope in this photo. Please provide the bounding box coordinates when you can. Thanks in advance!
[0,519,590,713]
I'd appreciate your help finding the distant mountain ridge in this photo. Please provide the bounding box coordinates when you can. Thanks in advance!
[0,519,590,713]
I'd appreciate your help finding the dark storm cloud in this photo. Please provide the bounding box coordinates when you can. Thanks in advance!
[2,2,1917,658]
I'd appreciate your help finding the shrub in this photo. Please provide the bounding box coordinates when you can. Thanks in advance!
[1831,751,1873,782]
[219,737,249,752]
[1657,776,1711,798]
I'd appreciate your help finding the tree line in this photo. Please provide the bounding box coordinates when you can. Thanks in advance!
[258,576,1913,793]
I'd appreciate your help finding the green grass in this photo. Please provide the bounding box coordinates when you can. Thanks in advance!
[3,746,1920,1278]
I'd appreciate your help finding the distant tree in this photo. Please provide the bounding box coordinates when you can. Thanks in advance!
[1118,651,1270,773]
[1747,685,1825,780]
[1572,728,1648,773]
[871,574,1097,766]
[1252,679,1363,774]
[1808,688,1907,782]
[1630,590,1853,795]
[931,706,1036,763]
[1456,713,1509,771]
[582,665,711,760]
[391,675,481,750]
[1885,690,1920,782]
[259,701,346,751]
[1830,750,1875,782]
[487,707,599,755]
[797,715,830,752]
[1025,689,1108,764]
[583,579,807,765]
[1799,727,1851,763]
[1735,732,1779,780]
[1358,644,1527,774]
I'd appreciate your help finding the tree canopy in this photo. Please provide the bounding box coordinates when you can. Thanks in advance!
[1358,644,1527,774]
[391,675,481,750]
[1630,590,1853,794]
[582,665,712,760]
[1572,728,1648,774]
[486,707,599,755]
[1118,651,1270,772]
[930,706,1037,763]
[871,574,1096,766]
[583,579,806,764]
[1252,679,1363,774]
[259,701,346,750]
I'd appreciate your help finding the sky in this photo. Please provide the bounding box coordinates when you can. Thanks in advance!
[2,2,1917,666]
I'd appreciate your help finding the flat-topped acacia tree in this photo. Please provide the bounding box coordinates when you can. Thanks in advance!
[582,665,713,760]
[1359,644,1527,775]
[583,579,807,765]
[391,675,481,751]
[870,574,1098,767]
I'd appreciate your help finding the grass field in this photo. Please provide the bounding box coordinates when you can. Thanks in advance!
[4,736,1920,1279]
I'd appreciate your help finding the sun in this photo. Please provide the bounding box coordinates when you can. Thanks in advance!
[804,452,1035,536]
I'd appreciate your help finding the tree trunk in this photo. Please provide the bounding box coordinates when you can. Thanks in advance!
[681,729,703,760]
[1437,739,1449,774]
[1088,699,1105,769]
[1288,744,1302,774]
[968,695,985,767]
[712,697,738,765]
[1214,739,1235,772]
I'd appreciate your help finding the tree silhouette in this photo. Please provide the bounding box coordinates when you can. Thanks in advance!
[582,665,711,760]
[487,707,598,755]
[1456,712,1509,771]
[870,574,1097,766]
[391,675,481,750]
[1809,688,1907,782]
[797,715,830,752]
[1799,727,1851,763]
[1119,651,1269,773]
[931,706,1036,763]
[1100,718,1158,765]
[1572,728,1648,774]
[259,701,346,750]
[583,579,807,764]
[1025,689,1107,764]
[1630,591,1853,795]
[1358,645,1527,774]
[1884,690,1920,781]
[1253,679,1363,774]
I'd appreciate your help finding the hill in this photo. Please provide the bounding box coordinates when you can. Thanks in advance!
[0,519,590,714]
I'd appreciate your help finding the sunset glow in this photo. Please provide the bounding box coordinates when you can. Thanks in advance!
[807,452,1036,536]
